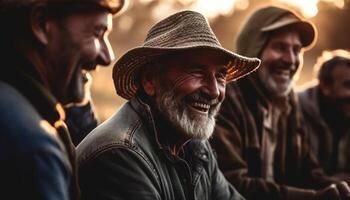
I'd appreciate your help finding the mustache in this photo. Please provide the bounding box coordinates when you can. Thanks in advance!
[270,60,297,71]
[185,91,220,106]
[81,61,98,71]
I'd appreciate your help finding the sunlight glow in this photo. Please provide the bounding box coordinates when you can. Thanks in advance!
[314,49,350,74]
[148,0,248,20]
[189,0,238,19]
[275,0,345,18]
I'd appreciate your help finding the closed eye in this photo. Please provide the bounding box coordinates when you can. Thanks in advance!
[187,64,206,77]
[216,66,227,82]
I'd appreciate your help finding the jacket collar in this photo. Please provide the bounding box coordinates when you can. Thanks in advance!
[1,56,65,127]
[130,95,164,150]
[129,95,209,163]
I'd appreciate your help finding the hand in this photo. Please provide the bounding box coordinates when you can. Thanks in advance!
[315,181,350,200]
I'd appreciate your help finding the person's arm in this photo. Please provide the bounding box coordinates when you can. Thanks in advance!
[2,149,70,200]
[0,83,71,200]
[205,142,245,200]
[79,148,162,200]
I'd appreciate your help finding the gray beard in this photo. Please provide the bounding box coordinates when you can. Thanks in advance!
[157,90,221,141]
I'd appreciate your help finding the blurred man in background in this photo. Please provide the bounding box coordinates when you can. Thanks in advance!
[299,49,350,183]
[211,5,350,200]
[77,10,260,200]
[0,0,124,199]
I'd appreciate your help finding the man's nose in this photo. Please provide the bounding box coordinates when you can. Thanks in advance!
[202,75,220,100]
[97,37,115,66]
[282,49,297,69]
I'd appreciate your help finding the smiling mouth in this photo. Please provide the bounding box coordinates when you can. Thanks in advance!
[188,101,211,114]
[272,69,292,82]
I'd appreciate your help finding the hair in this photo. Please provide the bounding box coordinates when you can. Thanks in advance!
[0,7,32,50]
[315,50,350,85]
[0,3,109,53]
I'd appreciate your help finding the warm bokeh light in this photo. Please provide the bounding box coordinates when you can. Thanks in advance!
[314,49,350,75]
[274,0,345,18]
[139,0,249,20]
[188,0,239,19]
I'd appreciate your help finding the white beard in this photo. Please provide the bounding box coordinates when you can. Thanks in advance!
[157,90,221,140]
[257,67,296,97]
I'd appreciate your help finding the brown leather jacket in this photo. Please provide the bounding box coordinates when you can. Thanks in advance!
[211,76,336,200]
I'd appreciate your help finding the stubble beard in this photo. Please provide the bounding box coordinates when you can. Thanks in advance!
[258,64,296,98]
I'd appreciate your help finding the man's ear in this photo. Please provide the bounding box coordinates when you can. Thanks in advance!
[30,4,51,45]
[140,66,157,97]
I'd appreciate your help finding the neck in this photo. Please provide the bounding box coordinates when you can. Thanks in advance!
[25,49,50,88]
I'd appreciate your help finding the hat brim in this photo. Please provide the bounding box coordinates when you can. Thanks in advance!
[113,45,260,100]
[261,17,316,48]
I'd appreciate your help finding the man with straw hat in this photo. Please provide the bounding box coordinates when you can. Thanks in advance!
[77,10,260,199]
[0,0,125,199]
[211,5,350,200]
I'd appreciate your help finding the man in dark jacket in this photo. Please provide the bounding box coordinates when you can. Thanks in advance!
[299,50,350,182]
[77,10,260,200]
[0,0,125,199]
[211,5,350,200]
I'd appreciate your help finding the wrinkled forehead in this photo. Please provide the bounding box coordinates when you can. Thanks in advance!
[156,49,230,70]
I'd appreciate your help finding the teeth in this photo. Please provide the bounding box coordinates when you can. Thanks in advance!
[192,102,210,110]
[275,69,290,76]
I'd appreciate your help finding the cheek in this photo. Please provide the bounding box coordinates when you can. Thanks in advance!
[171,75,202,99]
[218,84,226,102]
[336,88,350,98]
[79,40,100,61]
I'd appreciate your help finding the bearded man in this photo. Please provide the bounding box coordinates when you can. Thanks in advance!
[299,50,350,182]
[0,0,124,199]
[211,5,350,200]
[77,10,260,200]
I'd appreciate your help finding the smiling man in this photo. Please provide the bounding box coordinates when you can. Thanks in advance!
[0,0,124,199]
[299,50,350,183]
[211,5,350,200]
[77,10,260,200]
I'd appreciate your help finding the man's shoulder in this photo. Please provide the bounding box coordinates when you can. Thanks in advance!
[0,81,64,160]
[297,85,319,112]
[77,102,147,164]
[298,85,317,102]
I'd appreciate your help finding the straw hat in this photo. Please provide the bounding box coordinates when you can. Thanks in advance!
[0,0,126,14]
[113,10,261,100]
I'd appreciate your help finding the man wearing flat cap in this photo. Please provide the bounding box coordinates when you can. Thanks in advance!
[77,10,260,200]
[211,5,350,200]
[0,0,125,199]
